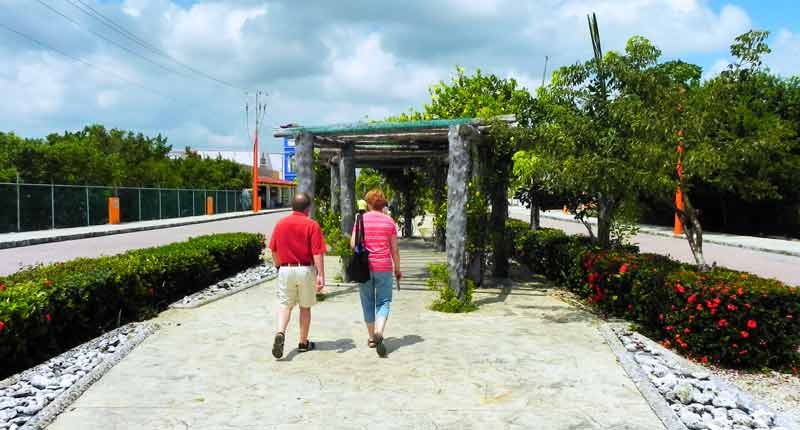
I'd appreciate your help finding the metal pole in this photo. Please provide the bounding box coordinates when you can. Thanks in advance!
[192,190,196,216]
[177,189,181,217]
[138,188,142,221]
[158,187,162,219]
[85,186,90,226]
[51,181,55,230]
[16,172,20,232]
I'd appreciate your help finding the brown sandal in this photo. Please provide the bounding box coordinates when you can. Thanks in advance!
[367,338,377,348]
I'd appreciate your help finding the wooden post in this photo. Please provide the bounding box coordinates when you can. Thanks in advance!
[446,124,474,299]
[330,160,341,214]
[296,132,314,216]
[339,142,356,235]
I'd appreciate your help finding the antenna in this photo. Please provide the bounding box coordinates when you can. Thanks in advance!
[541,55,549,88]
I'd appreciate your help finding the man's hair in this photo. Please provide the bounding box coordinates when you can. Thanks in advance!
[292,192,312,212]
[365,189,387,210]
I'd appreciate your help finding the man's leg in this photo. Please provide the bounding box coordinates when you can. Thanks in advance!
[299,307,311,344]
[277,306,293,334]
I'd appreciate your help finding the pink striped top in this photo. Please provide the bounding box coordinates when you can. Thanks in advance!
[361,211,398,273]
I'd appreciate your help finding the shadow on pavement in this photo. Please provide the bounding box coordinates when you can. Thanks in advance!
[385,334,424,354]
[280,338,356,361]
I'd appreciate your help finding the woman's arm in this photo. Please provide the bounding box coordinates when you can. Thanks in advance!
[389,234,401,279]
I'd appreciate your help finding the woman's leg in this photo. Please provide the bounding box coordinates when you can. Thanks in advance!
[373,272,394,337]
[358,275,377,340]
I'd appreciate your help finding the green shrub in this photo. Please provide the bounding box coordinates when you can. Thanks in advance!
[0,233,264,378]
[315,205,352,258]
[426,263,477,313]
[507,218,800,369]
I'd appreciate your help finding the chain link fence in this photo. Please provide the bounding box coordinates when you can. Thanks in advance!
[0,182,252,234]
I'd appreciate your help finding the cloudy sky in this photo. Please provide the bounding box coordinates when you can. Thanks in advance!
[1,0,798,163]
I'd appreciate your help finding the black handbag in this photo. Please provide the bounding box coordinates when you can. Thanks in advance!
[346,214,371,283]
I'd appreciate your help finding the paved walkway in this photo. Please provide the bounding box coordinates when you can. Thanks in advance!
[509,206,800,286]
[48,239,663,430]
[0,208,289,250]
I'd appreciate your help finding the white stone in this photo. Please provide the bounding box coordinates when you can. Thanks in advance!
[0,408,17,421]
[728,409,754,427]
[712,392,737,409]
[673,382,695,405]
[59,374,79,388]
[693,388,715,405]
[678,408,705,430]
[28,375,51,390]
[751,409,774,428]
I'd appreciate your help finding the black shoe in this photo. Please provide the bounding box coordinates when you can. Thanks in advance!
[374,334,387,358]
[272,332,285,359]
[298,340,316,352]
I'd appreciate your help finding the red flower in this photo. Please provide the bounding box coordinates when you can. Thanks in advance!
[687,294,697,304]
[45,314,52,323]
[737,288,744,295]
[746,320,757,329]
[727,304,737,311]
[683,327,691,334]
[619,264,630,274]
[0,283,6,292]
[710,308,717,316]
[740,331,749,338]
[701,356,709,363]
[658,313,665,321]
[688,315,696,322]
[675,283,685,294]
[587,272,601,284]
[739,349,748,355]
[696,304,703,311]
[788,314,795,320]
[666,325,674,331]
[744,303,752,309]
[662,340,671,348]
[0,320,5,333]
[718,319,728,327]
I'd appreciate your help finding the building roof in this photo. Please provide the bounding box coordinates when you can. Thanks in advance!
[258,177,295,186]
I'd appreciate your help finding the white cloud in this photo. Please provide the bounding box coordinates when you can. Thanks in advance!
[768,29,800,76]
[0,53,67,115]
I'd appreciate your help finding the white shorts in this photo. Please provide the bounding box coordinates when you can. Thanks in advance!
[277,266,317,308]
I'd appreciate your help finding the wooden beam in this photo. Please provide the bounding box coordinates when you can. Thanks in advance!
[339,142,356,236]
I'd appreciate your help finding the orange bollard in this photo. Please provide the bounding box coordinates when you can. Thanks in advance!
[207,196,214,215]
[108,197,120,224]
[674,188,683,236]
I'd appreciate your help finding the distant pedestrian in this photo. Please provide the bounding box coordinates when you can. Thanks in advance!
[268,193,326,359]
[351,189,401,357]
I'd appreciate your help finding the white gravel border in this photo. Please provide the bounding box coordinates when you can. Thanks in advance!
[0,323,158,430]
[170,264,277,309]
[600,322,799,430]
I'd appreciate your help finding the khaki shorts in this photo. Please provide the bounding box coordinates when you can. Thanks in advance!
[277,266,317,308]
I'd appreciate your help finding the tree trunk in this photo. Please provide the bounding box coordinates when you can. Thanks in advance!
[530,194,540,231]
[432,165,447,251]
[491,167,510,279]
[446,125,473,299]
[679,193,708,270]
[596,195,614,249]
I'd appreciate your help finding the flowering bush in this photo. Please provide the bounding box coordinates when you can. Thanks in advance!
[507,219,800,368]
[0,233,264,378]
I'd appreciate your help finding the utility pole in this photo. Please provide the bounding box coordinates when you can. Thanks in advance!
[248,91,268,212]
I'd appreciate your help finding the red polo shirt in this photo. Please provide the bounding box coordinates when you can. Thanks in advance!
[269,211,326,265]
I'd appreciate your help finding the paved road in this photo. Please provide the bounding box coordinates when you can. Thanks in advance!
[49,240,663,430]
[510,207,800,287]
[0,211,287,276]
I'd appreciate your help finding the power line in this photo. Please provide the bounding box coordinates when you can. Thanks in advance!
[34,0,194,81]
[0,20,173,101]
[63,0,247,92]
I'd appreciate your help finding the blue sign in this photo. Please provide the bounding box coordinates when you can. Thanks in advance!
[283,137,296,181]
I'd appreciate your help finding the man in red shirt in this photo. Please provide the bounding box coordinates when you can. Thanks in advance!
[268,193,326,359]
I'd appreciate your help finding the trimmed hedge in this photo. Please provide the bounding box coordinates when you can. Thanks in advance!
[0,233,264,378]
[508,219,800,368]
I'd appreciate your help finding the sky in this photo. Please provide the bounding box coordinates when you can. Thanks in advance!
[1,0,798,165]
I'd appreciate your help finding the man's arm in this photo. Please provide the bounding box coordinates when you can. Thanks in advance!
[271,251,281,267]
[313,254,325,292]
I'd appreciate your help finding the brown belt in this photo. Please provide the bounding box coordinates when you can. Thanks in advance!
[280,263,312,268]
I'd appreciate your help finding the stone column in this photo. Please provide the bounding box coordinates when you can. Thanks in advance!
[339,142,356,235]
[296,132,315,215]
[446,124,475,299]
[265,185,271,209]
[330,160,341,213]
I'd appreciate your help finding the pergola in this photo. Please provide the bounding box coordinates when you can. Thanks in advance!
[274,116,514,295]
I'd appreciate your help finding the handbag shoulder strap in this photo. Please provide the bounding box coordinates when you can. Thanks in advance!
[356,213,367,247]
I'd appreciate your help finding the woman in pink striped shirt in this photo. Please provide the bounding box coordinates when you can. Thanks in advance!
[350,189,402,357]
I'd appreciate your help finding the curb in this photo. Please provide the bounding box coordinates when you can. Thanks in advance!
[0,209,290,250]
[20,323,159,430]
[598,323,688,430]
[538,213,800,258]
[169,273,278,309]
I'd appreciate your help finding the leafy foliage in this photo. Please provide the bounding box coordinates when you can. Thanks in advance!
[426,263,477,313]
[0,125,251,189]
[507,220,800,368]
[0,233,265,378]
